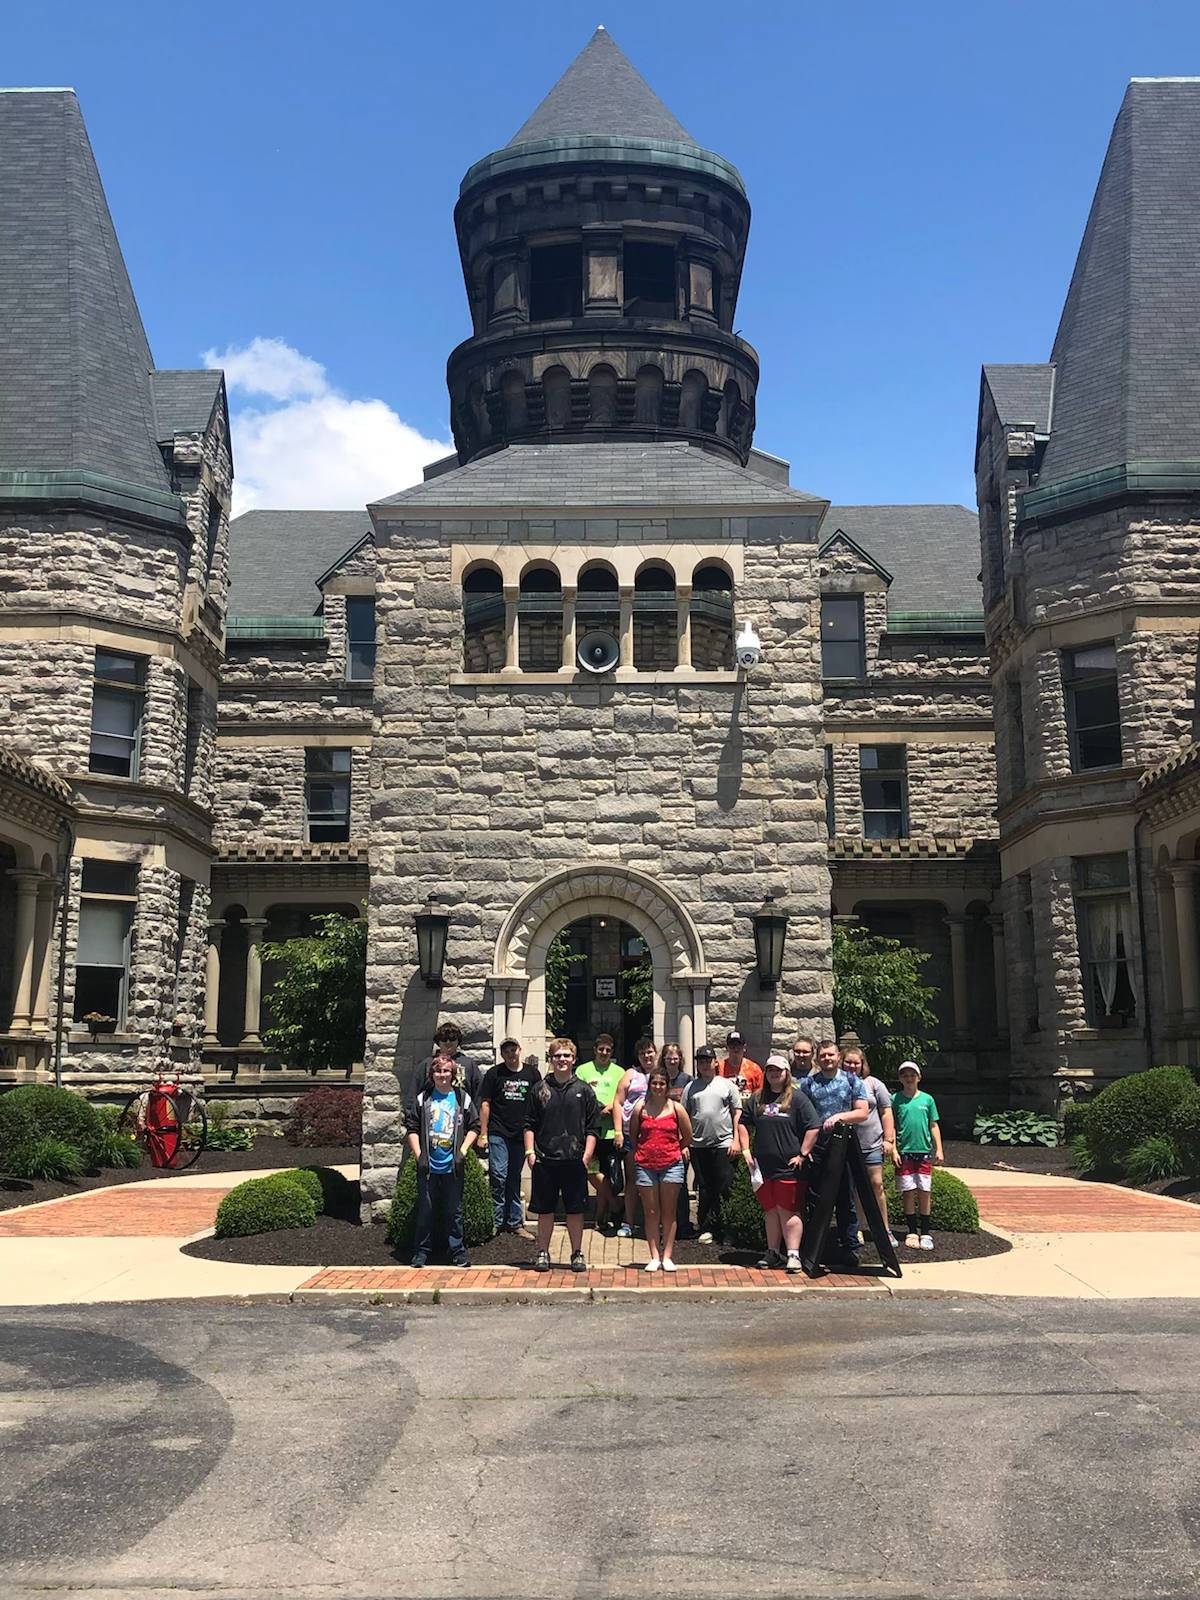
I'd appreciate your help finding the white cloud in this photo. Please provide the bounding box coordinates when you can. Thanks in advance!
[203,338,450,515]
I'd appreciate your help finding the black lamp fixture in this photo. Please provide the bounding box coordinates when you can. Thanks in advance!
[752,893,788,989]
[415,901,449,988]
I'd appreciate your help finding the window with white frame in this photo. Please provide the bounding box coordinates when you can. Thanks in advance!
[860,745,907,838]
[1074,853,1136,1026]
[89,649,146,778]
[305,749,351,842]
[1063,643,1121,771]
[74,860,137,1026]
[345,597,376,682]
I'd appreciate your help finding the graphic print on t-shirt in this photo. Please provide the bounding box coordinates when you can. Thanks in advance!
[427,1090,457,1173]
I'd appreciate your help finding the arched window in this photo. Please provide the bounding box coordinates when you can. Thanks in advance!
[691,562,734,670]
[634,364,664,427]
[678,370,708,433]
[588,365,618,428]
[576,564,620,669]
[543,366,571,432]
[634,563,676,671]
[519,566,562,672]
[463,566,504,672]
[500,370,526,436]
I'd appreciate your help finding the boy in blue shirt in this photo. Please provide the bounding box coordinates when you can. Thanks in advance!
[799,1040,869,1263]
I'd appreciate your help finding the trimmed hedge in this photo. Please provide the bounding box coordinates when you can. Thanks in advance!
[214,1173,317,1238]
[0,1085,102,1175]
[1061,1100,1090,1145]
[1170,1088,1200,1178]
[299,1164,357,1219]
[386,1149,495,1255]
[720,1157,766,1250]
[1085,1066,1196,1175]
[882,1164,979,1233]
[283,1166,326,1214]
[283,1087,362,1148]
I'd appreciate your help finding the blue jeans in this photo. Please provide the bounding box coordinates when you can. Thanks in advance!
[486,1133,525,1230]
[413,1166,465,1261]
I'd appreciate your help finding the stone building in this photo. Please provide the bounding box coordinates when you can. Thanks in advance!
[0,88,230,1095]
[978,78,1200,1104]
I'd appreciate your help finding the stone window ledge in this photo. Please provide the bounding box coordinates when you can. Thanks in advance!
[450,670,738,688]
[1068,1026,1137,1043]
[69,1031,142,1047]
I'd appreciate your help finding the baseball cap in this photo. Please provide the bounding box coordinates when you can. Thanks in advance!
[765,1053,790,1072]
[694,1045,715,1061]
[726,1030,745,1046]
[500,1036,521,1049]
[898,1060,922,1077]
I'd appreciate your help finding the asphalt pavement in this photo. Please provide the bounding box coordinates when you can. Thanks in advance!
[0,1297,1198,1600]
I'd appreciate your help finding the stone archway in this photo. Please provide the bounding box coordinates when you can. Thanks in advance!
[491,865,710,1062]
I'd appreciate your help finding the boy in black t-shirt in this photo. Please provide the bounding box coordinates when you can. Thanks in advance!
[479,1038,542,1235]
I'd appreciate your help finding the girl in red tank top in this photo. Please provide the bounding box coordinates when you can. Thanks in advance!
[630,1064,693,1272]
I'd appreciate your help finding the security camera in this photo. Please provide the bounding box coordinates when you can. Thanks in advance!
[735,621,763,669]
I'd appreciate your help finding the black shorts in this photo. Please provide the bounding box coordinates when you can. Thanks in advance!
[530,1158,589,1216]
[591,1141,622,1186]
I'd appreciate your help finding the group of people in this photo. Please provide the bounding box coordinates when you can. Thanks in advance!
[402,1020,943,1274]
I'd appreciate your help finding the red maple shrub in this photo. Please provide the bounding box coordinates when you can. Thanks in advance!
[282,1086,362,1148]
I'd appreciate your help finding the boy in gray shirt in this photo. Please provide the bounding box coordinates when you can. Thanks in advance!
[683,1045,743,1244]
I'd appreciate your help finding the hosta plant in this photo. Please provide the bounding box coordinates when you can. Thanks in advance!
[973,1110,1059,1148]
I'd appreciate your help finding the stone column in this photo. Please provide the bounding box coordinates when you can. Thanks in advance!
[31,878,56,1030]
[987,913,1009,1037]
[676,583,693,671]
[503,587,519,673]
[241,918,267,1047]
[691,981,709,1053]
[1155,871,1182,1020]
[1171,864,1200,1018]
[618,588,634,670]
[505,985,526,1051]
[7,870,42,1032]
[560,586,577,673]
[678,997,694,1067]
[490,982,509,1053]
[945,914,970,1037]
[203,919,224,1045]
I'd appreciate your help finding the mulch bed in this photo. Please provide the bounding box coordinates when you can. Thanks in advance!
[942,1138,1074,1176]
[183,1212,1010,1269]
[0,1137,356,1214]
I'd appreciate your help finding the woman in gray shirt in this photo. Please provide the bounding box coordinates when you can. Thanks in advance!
[842,1046,898,1247]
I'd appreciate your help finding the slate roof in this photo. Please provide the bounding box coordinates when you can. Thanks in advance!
[508,28,695,146]
[151,370,224,445]
[0,88,220,504]
[982,364,1054,433]
[372,442,822,512]
[227,510,373,616]
[1039,79,1200,486]
[820,505,982,614]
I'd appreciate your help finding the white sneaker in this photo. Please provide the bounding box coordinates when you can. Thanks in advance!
[697,1231,714,1245]
[905,1233,921,1248]
[920,1235,934,1251]
[661,1258,676,1273]
[785,1252,802,1275]
[644,1259,660,1273]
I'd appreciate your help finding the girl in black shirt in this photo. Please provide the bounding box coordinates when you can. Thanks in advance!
[742,1056,821,1272]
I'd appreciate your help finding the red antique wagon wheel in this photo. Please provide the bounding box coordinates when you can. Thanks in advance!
[116,1081,208,1170]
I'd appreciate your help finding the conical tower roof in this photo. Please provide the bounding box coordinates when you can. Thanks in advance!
[508,26,695,146]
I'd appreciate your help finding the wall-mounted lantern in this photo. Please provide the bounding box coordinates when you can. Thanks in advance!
[752,894,788,989]
[415,903,449,988]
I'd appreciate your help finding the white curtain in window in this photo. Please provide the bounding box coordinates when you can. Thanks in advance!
[1087,896,1132,1015]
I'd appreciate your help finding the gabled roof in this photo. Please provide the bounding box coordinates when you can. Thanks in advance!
[151,370,225,446]
[227,510,373,616]
[818,505,982,615]
[508,27,695,146]
[0,89,167,493]
[981,364,1054,433]
[371,441,824,513]
[819,526,893,585]
[1039,79,1200,487]
[316,531,374,591]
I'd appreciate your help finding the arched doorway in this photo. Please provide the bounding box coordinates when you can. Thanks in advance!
[491,864,709,1064]
[547,915,652,1066]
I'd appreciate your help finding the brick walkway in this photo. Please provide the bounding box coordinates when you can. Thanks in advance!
[0,1186,228,1238]
[976,1184,1200,1232]
[298,1263,884,1294]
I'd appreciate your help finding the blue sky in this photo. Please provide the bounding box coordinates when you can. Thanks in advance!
[8,1,1200,509]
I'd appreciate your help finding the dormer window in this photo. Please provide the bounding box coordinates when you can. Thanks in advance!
[529,243,582,321]
[623,241,676,318]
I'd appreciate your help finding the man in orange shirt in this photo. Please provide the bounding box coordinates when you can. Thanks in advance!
[719,1030,763,1102]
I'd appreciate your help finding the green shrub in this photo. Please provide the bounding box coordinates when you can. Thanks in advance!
[90,1128,142,1170]
[1068,1135,1097,1176]
[278,1166,325,1214]
[1170,1088,1200,1177]
[214,1174,317,1238]
[1125,1136,1181,1185]
[720,1157,766,1250]
[1085,1066,1196,1174]
[882,1164,979,1232]
[385,1149,495,1254]
[1062,1100,1090,1145]
[7,1136,84,1182]
[282,1087,362,1148]
[298,1164,357,1219]
[201,1123,255,1152]
[974,1109,1059,1147]
[0,1085,102,1174]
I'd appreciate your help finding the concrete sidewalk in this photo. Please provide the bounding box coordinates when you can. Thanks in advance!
[0,1161,1197,1305]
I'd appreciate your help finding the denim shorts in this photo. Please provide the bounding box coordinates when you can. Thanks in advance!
[635,1160,686,1188]
[862,1147,884,1168]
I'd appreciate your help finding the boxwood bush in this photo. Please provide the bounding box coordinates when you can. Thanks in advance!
[1062,1100,1090,1145]
[1171,1088,1200,1178]
[283,1166,326,1214]
[719,1158,766,1250]
[882,1164,979,1233]
[0,1085,102,1174]
[214,1173,317,1238]
[386,1149,494,1255]
[1084,1066,1196,1175]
